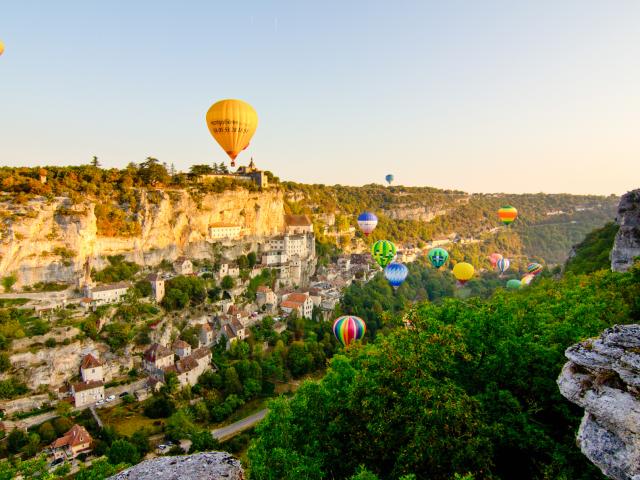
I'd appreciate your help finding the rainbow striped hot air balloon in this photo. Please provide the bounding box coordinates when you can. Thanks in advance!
[384,262,408,289]
[527,262,543,276]
[357,212,378,236]
[498,205,518,226]
[452,262,475,285]
[428,248,449,269]
[489,253,503,268]
[521,274,535,286]
[333,315,366,346]
[496,258,510,275]
[371,240,397,268]
[506,279,522,290]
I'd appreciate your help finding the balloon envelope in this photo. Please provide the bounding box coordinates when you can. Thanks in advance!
[527,262,543,276]
[498,205,518,226]
[333,315,366,346]
[384,262,408,288]
[496,258,510,274]
[357,212,378,236]
[428,248,449,268]
[506,279,522,290]
[452,262,475,284]
[371,240,397,268]
[385,174,394,185]
[0,41,4,56]
[206,99,258,167]
[489,253,503,268]
[521,274,535,286]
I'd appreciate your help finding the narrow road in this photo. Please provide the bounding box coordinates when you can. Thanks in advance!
[89,406,103,429]
[211,409,267,441]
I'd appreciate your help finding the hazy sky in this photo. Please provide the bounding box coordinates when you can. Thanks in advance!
[1,1,638,195]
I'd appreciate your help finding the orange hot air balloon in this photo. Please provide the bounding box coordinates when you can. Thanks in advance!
[0,41,4,56]
[205,99,258,168]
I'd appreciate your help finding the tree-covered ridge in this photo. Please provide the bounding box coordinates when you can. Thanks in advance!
[284,182,618,264]
[248,265,640,480]
[564,222,619,275]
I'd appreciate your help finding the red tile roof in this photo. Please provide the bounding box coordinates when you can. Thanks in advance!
[80,354,103,369]
[144,343,173,362]
[72,380,103,393]
[285,214,312,226]
[51,424,92,449]
[281,300,302,309]
[172,340,191,350]
[286,293,308,303]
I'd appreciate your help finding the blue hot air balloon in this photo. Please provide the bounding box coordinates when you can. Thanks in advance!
[357,211,378,236]
[385,174,394,185]
[384,262,408,289]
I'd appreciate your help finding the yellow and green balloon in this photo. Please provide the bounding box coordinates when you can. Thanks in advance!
[371,240,397,268]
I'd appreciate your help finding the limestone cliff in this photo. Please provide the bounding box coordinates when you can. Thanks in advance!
[0,189,286,287]
[611,189,640,272]
[557,325,640,480]
[108,452,244,480]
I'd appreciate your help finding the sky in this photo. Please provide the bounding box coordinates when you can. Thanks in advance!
[0,1,639,195]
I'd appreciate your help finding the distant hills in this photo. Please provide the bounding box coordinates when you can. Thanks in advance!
[283,182,619,265]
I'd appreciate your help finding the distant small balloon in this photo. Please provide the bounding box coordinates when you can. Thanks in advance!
[452,262,475,285]
[333,315,366,346]
[357,212,378,236]
[384,262,408,289]
[371,240,397,268]
[498,205,518,226]
[527,262,543,276]
[385,174,394,185]
[428,248,449,268]
[0,41,4,56]
[506,279,522,290]
[496,258,510,275]
[521,274,535,286]
[489,253,503,268]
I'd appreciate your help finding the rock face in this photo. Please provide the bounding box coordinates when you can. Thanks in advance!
[557,325,640,480]
[108,452,244,480]
[611,189,640,272]
[0,189,286,287]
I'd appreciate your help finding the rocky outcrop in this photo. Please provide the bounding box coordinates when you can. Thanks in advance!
[557,325,640,480]
[108,452,244,480]
[611,189,640,272]
[0,189,286,287]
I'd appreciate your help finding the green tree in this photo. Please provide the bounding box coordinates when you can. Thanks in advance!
[1,275,17,293]
[221,275,235,290]
[190,430,220,453]
[37,421,56,444]
[7,428,28,453]
[223,366,243,395]
[75,458,126,480]
[107,439,140,465]
[0,353,10,372]
[129,429,151,456]
[165,409,196,442]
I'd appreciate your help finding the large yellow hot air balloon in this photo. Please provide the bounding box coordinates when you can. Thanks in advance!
[452,262,475,285]
[0,41,5,56]
[205,99,258,167]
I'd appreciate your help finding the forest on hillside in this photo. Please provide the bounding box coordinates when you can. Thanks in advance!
[248,263,640,480]
[284,182,618,264]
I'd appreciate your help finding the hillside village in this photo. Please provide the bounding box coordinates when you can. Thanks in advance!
[0,209,392,470]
